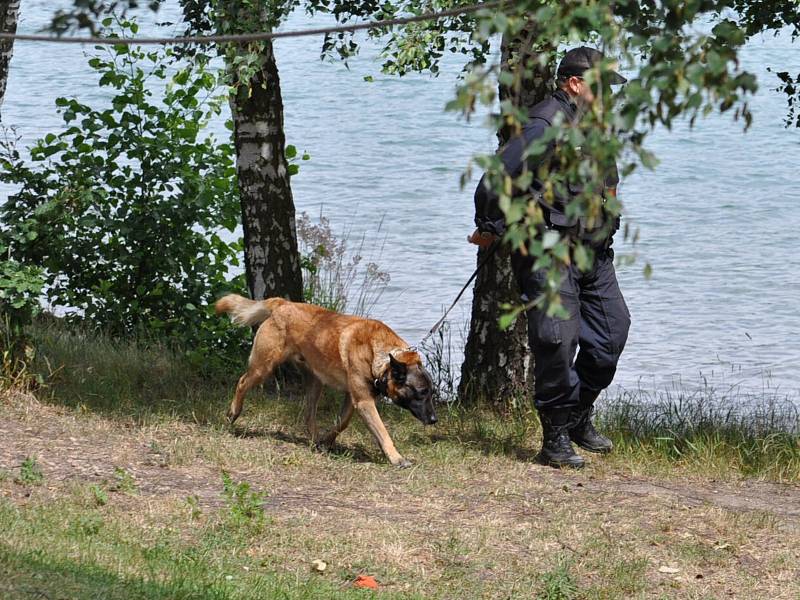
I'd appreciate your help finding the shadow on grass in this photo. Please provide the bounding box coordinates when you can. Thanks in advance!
[1,543,237,600]
[28,317,305,426]
[0,543,418,600]
[234,426,379,464]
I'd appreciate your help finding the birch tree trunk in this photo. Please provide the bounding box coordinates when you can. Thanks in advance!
[459,242,531,407]
[0,0,20,113]
[458,22,553,410]
[229,39,303,302]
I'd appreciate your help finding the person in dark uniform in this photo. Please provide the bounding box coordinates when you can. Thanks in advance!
[468,47,630,469]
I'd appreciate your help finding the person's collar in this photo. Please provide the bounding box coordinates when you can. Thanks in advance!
[553,88,578,112]
[552,88,580,122]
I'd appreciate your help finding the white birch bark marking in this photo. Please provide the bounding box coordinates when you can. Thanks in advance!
[0,0,21,111]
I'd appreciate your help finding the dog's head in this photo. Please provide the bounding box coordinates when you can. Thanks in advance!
[382,351,437,426]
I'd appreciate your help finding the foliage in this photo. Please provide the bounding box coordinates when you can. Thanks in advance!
[221,471,268,531]
[430,0,800,316]
[0,19,249,370]
[0,256,43,330]
[176,0,493,85]
[537,557,578,600]
[110,466,137,494]
[16,456,44,486]
[0,121,46,379]
[72,513,104,537]
[46,0,164,35]
[89,484,109,507]
[770,68,800,128]
[0,253,44,384]
[32,2,800,329]
[99,0,799,321]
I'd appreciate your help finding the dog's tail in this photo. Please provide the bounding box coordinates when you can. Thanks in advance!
[215,294,288,327]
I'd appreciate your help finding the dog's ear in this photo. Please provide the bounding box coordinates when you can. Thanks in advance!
[389,354,407,384]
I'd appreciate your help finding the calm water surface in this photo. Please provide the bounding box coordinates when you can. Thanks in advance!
[4,2,799,400]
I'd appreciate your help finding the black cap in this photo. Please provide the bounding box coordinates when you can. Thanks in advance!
[557,47,627,85]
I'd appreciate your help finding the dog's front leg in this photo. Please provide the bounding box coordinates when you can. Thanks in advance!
[352,391,411,468]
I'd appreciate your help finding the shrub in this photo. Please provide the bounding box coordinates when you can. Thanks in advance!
[0,229,44,384]
[221,471,268,532]
[0,18,247,370]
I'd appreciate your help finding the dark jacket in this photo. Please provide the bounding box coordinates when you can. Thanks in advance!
[474,89,619,237]
[474,90,576,236]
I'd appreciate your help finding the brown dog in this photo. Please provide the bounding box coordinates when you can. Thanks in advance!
[215,295,437,467]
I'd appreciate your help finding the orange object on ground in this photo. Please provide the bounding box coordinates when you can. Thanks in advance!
[353,574,379,590]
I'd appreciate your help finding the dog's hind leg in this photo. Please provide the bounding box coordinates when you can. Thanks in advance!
[227,322,285,424]
[304,375,323,443]
[227,367,268,424]
[318,393,354,449]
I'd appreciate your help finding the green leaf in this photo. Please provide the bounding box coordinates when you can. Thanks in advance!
[0,18,247,369]
[498,312,518,330]
[573,244,593,272]
[542,231,561,250]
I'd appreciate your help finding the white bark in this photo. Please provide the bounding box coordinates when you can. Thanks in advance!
[0,0,21,112]
[229,39,303,302]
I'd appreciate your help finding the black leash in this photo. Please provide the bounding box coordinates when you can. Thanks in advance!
[414,239,501,349]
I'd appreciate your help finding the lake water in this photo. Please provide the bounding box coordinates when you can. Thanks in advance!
[4,1,799,403]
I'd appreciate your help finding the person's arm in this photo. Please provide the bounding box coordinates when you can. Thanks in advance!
[470,121,547,246]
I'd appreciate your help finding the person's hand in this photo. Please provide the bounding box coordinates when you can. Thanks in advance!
[467,228,497,249]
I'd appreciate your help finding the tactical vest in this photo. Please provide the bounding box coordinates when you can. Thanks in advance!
[526,94,619,240]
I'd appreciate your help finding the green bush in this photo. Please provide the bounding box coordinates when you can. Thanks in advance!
[0,19,248,370]
[0,253,44,382]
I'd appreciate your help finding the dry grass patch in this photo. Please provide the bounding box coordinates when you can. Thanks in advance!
[2,393,800,598]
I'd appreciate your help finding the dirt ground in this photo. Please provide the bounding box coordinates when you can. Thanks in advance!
[2,393,800,598]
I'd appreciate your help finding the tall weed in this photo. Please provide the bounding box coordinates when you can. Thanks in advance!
[296,211,390,316]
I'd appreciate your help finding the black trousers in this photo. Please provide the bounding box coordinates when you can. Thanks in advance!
[518,250,631,412]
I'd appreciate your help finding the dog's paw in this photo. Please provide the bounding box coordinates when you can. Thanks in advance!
[315,434,336,452]
[314,440,331,453]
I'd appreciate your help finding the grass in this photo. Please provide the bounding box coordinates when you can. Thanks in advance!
[15,315,800,485]
[599,384,800,481]
[21,317,800,482]
[1,317,799,598]
[0,498,422,600]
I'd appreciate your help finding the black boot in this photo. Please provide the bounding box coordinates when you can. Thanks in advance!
[536,408,585,469]
[569,405,613,454]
